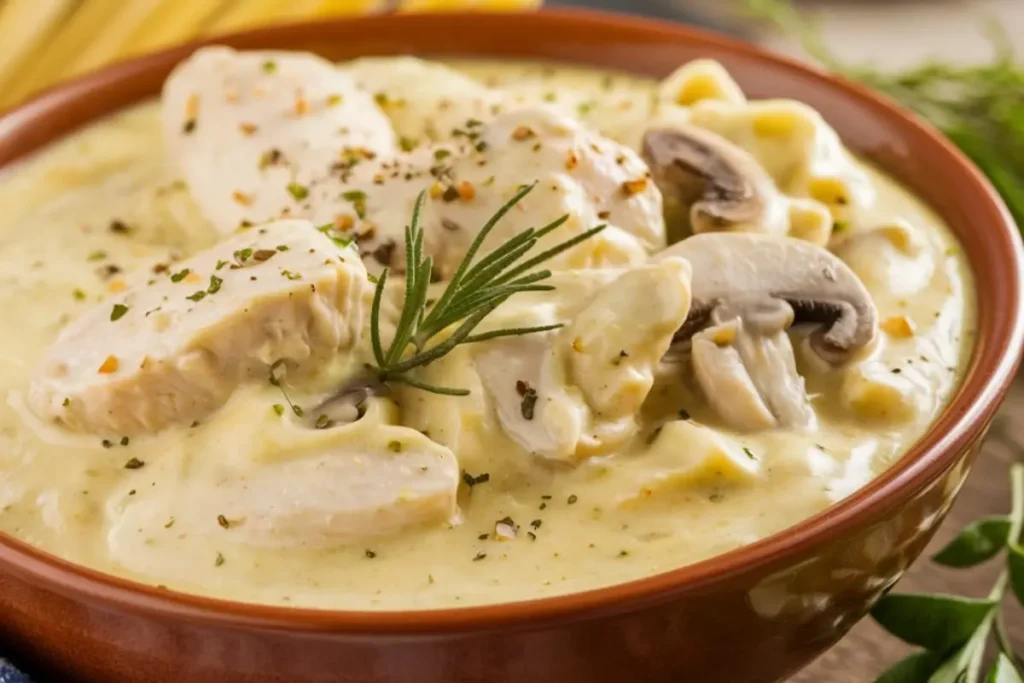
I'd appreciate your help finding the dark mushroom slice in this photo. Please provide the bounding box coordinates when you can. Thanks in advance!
[655,232,878,431]
[311,373,389,426]
[641,125,785,241]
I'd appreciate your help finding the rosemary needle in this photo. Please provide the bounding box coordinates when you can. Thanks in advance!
[367,182,605,395]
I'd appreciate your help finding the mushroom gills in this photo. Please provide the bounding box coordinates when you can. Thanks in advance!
[691,302,815,431]
[641,125,788,242]
[656,232,878,433]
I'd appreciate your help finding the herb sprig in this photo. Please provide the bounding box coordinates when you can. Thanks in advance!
[742,0,1024,229]
[367,182,604,395]
[868,463,1024,682]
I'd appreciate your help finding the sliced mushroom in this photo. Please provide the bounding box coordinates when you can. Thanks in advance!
[642,125,788,239]
[312,374,389,426]
[657,232,877,431]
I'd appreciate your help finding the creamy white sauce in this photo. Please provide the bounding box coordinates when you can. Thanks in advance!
[0,58,973,609]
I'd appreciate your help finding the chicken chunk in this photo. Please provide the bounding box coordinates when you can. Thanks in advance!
[164,81,666,277]
[161,46,396,234]
[30,220,369,435]
[107,423,458,561]
[344,56,502,143]
[474,258,692,463]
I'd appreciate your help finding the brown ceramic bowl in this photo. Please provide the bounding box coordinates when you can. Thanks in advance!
[0,8,1021,683]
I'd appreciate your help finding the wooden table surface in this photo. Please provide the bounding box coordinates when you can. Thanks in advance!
[795,379,1024,682]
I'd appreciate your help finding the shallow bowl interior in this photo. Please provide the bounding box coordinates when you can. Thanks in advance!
[0,8,1020,634]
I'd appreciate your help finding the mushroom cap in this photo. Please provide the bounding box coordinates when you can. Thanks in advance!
[655,232,878,364]
[641,125,779,235]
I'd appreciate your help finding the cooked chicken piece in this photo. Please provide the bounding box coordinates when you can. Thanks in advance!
[30,220,369,435]
[475,258,692,463]
[344,56,502,143]
[107,423,458,556]
[161,46,396,234]
[164,84,666,277]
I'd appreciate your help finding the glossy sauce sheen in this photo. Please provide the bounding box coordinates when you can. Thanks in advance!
[0,59,974,609]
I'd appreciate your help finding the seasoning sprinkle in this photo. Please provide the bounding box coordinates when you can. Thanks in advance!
[287,183,309,201]
[365,549,377,559]
[272,404,285,416]
[124,457,145,470]
[170,268,190,283]
[462,471,490,488]
[215,552,225,567]
[217,514,231,529]
[110,304,129,321]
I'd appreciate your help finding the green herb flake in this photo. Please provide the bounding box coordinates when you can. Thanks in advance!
[262,60,277,74]
[170,268,190,282]
[72,288,87,301]
[272,404,285,416]
[233,248,254,265]
[62,397,70,407]
[87,250,107,262]
[742,447,756,460]
[287,182,309,201]
[217,514,231,529]
[110,304,129,321]
[124,457,145,470]
[215,260,228,270]
[206,275,222,294]
[186,291,206,302]
[214,552,225,567]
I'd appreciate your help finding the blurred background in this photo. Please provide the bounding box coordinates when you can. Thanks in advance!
[0,0,1020,110]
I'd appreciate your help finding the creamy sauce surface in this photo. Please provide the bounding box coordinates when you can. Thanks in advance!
[0,58,974,609]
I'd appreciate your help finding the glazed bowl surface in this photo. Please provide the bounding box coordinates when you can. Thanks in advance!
[0,9,1021,683]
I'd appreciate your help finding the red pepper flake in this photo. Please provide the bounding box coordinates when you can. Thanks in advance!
[511,125,535,141]
[238,122,259,136]
[334,214,355,232]
[98,355,119,374]
[457,181,475,202]
[294,90,309,116]
[565,150,579,171]
[232,190,253,206]
[621,177,649,196]
[597,210,611,220]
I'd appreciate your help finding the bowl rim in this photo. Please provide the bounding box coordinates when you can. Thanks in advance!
[0,6,1021,634]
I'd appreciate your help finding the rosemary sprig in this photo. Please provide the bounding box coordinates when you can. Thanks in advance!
[367,182,605,395]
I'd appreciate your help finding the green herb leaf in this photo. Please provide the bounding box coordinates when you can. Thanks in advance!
[932,517,1012,568]
[1010,464,1024,608]
[874,651,944,683]
[987,654,1024,683]
[110,304,129,321]
[870,593,997,652]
